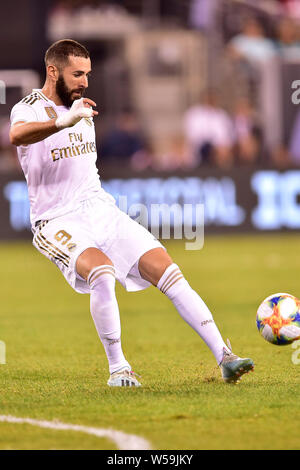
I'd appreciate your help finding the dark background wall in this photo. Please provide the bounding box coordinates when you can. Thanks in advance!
[0,0,51,70]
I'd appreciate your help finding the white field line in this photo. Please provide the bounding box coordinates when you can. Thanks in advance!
[0,415,152,450]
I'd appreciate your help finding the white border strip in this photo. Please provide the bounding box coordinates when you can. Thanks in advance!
[0,415,152,450]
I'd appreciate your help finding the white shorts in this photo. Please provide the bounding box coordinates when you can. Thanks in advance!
[32,193,164,293]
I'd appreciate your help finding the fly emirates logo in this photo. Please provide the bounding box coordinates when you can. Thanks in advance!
[50,132,96,162]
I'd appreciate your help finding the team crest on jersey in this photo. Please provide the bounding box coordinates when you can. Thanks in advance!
[44,106,58,119]
[84,117,92,127]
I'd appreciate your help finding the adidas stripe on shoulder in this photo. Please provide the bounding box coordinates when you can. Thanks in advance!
[21,91,49,106]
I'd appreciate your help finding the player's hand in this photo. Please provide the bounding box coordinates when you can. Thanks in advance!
[55,98,98,129]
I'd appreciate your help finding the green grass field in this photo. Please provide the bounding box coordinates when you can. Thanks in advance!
[0,234,300,450]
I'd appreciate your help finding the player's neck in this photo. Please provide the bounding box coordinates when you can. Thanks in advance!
[41,83,64,106]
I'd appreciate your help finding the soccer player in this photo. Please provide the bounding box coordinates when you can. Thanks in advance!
[10,39,254,386]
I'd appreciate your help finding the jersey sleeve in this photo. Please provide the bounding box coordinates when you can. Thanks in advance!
[10,102,38,126]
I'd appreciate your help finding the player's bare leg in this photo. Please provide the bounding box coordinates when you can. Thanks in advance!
[137,248,173,286]
[76,247,113,279]
[138,248,254,383]
[76,248,140,386]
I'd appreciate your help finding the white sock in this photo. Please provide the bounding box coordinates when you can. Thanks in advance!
[157,264,229,364]
[88,265,130,374]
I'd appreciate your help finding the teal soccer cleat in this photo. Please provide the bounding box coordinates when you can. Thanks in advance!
[219,340,254,384]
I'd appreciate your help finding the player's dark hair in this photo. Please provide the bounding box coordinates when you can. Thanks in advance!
[45,39,90,70]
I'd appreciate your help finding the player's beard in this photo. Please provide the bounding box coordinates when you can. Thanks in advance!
[56,74,85,108]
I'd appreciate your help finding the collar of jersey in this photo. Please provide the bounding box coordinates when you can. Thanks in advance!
[32,89,67,109]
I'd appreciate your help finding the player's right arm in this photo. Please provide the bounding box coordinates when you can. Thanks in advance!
[10,119,59,146]
[10,97,98,146]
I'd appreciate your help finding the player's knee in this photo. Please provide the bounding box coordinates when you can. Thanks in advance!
[76,247,113,281]
[138,248,173,285]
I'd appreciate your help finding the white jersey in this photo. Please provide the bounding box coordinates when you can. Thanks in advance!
[10,89,106,226]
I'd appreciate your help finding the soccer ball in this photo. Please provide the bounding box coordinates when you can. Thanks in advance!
[256,293,300,345]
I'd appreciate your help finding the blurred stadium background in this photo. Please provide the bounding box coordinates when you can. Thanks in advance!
[1,0,300,240]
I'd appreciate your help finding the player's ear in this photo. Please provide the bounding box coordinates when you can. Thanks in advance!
[47,64,59,81]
